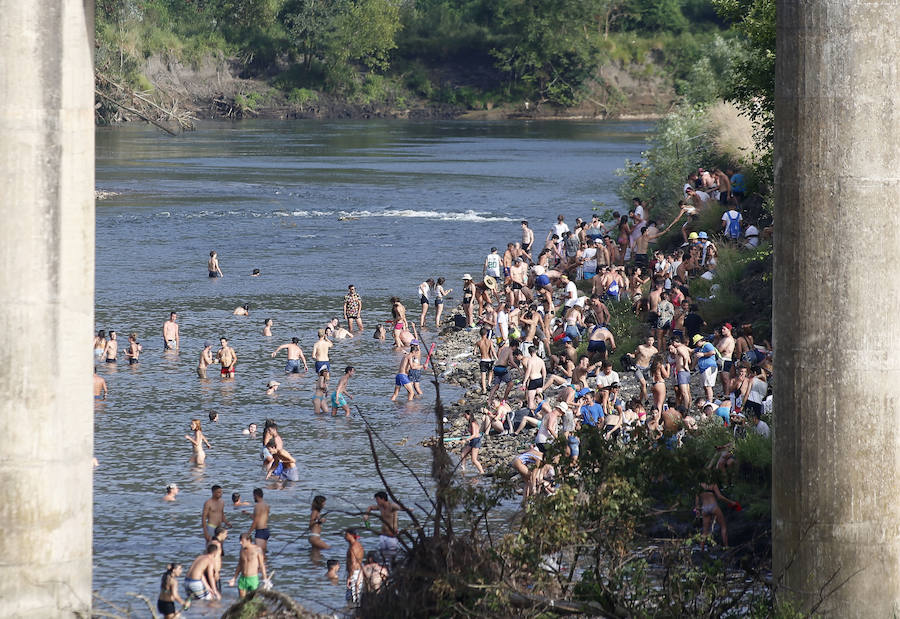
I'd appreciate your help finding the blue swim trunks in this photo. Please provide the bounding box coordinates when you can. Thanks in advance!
[315,360,330,374]
[395,373,411,386]
[408,369,422,383]
[285,359,302,373]
[331,392,347,408]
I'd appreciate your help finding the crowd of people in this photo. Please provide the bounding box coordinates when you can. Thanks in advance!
[444,167,773,545]
[94,163,772,615]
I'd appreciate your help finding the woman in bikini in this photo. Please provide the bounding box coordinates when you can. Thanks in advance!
[418,278,434,328]
[434,277,451,327]
[308,495,330,550]
[93,330,107,358]
[649,354,670,418]
[185,419,211,465]
[157,562,185,619]
[313,368,330,414]
[696,481,737,550]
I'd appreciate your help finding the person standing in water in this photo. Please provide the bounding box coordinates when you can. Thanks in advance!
[202,485,230,543]
[248,488,270,552]
[312,329,333,374]
[263,318,273,337]
[216,337,237,378]
[93,368,108,400]
[313,368,330,414]
[162,311,179,351]
[364,491,401,566]
[434,277,451,327]
[344,529,365,607]
[125,333,141,365]
[186,419,211,465]
[332,366,355,416]
[343,285,363,333]
[271,337,309,374]
[229,533,268,598]
[197,341,213,378]
[309,495,330,550]
[208,251,223,277]
[418,278,434,328]
[156,563,185,618]
[93,330,107,358]
[104,331,118,363]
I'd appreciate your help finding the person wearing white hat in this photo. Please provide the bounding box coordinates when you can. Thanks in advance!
[266,380,280,396]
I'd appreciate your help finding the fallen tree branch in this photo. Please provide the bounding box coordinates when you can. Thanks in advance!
[94,89,177,136]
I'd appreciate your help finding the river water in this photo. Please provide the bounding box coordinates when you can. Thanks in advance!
[92,119,651,615]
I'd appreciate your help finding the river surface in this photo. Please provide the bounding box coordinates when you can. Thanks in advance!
[92,119,651,615]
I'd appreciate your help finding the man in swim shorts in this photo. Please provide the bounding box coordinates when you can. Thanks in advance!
[391,347,415,402]
[248,488,271,552]
[185,544,220,600]
[229,533,268,598]
[202,485,230,543]
[365,491,401,566]
[216,337,237,377]
[474,328,496,395]
[344,528,365,607]
[271,337,309,373]
[93,368,108,400]
[162,311,179,351]
[523,345,546,410]
[332,366,354,416]
[312,329,333,374]
[407,343,424,398]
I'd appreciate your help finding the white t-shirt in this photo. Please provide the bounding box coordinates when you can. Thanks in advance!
[552,222,570,238]
[721,210,743,238]
[694,190,710,203]
[564,281,578,307]
[595,370,619,389]
[634,204,645,222]
[485,252,502,277]
[496,310,509,339]
[754,419,771,438]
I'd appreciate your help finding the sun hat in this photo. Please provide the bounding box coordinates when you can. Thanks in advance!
[483,275,498,290]
[688,232,699,240]
[698,231,708,239]
[267,380,280,389]
[555,401,570,413]
[692,334,704,345]
[462,273,473,280]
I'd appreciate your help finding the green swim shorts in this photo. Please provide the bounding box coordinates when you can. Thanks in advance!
[238,574,260,592]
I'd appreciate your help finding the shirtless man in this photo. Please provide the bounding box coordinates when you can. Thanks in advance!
[202,485,230,543]
[632,336,658,402]
[208,250,223,278]
[365,491,401,566]
[344,528,365,607]
[715,324,736,393]
[488,340,519,401]
[523,345,547,410]
[312,329,333,374]
[407,343,424,397]
[669,335,693,407]
[391,346,415,402]
[508,258,529,306]
[216,337,237,377]
[229,533,268,598]
[332,366,355,416]
[361,552,388,596]
[162,312,179,351]
[521,220,534,257]
[102,331,118,363]
[233,304,250,316]
[588,294,610,326]
[272,337,309,374]
[197,341,213,378]
[263,318,273,337]
[586,322,616,362]
[93,369,108,400]
[248,488,271,552]
[391,297,408,348]
[125,333,141,365]
[185,544,220,601]
[343,284,363,333]
[474,328,496,394]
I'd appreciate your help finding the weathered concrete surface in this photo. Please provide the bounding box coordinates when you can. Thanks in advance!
[774,2,900,616]
[0,0,94,616]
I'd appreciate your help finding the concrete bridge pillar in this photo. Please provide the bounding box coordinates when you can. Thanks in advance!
[775,1,900,616]
[0,0,94,615]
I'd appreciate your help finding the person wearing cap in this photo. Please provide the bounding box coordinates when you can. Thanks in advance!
[692,334,718,402]
[266,380,280,396]
[163,483,179,502]
[271,337,309,374]
[714,323,735,393]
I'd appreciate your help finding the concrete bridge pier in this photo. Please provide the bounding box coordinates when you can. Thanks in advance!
[775,1,900,616]
[0,0,94,615]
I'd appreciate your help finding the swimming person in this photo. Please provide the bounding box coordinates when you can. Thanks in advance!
[208,251,223,277]
[263,318,273,337]
[163,483,178,502]
[186,419,211,465]
[271,337,309,373]
[309,495,330,550]
[332,366,354,416]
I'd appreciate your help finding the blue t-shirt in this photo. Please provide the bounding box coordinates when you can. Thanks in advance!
[715,406,731,425]
[581,403,605,427]
[696,342,717,371]
[730,172,746,193]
